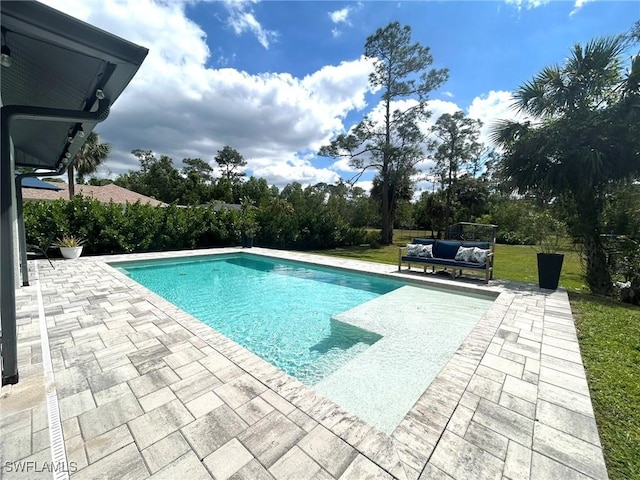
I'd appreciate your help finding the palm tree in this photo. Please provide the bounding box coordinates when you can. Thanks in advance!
[68,131,111,199]
[491,34,640,295]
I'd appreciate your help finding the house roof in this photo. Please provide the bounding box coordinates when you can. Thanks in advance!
[22,183,167,207]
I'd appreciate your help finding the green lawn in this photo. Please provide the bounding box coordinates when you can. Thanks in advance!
[571,295,640,480]
[310,230,639,480]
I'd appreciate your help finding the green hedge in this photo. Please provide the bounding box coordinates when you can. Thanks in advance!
[23,195,369,255]
[23,196,240,255]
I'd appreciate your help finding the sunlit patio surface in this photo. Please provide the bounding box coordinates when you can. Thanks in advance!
[0,248,608,479]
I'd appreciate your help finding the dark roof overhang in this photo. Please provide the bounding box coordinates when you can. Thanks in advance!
[1,0,148,171]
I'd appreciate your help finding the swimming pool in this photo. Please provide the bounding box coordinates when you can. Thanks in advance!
[116,255,403,384]
[115,253,494,432]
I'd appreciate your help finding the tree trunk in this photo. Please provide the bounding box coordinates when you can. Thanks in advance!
[583,232,612,295]
[67,165,75,200]
[575,196,612,295]
[381,173,392,245]
[381,89,393,245]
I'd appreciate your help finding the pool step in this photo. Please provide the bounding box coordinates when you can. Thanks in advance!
[313,285,491,434]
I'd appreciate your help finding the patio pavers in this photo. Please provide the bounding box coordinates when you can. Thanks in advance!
[0,248,608,479]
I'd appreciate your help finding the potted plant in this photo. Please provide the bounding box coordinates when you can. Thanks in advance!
[54,235,86,260]
[240,197,259,248]
[532,213,566,290]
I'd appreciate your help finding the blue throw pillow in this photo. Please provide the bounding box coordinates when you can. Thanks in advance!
[435,240,461,259]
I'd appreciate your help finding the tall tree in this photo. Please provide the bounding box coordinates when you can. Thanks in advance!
[319,22,448,244]
[430,111,483,227]
[182,158,214,204]
[115,150,187,203]
[370,164,415,230]
[492,33,640,294]
[454,174,490,222]
[68,131,111,199]
[182,158,214,184]
[236,176,275,207]
[214,146,247,184]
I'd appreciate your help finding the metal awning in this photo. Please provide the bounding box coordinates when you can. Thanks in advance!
[1,1,148,171]
[1,1,148,386]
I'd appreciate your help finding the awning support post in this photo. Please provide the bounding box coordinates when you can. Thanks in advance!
[1,99,110,386]
[16,171,61,287]
[1,107,19,386]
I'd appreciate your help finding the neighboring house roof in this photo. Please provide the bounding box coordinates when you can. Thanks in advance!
[211,202,242,211]
[22,183,167,207]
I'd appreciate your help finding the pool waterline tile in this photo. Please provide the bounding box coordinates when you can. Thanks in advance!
[1,247,608,480]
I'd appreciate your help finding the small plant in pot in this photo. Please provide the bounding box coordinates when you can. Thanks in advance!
[54,235,86,260]
[532,213,567,290]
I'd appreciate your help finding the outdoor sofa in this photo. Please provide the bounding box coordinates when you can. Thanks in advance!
[398,238,494,283]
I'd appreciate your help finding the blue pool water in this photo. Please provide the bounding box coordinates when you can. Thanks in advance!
[116,255,403,384]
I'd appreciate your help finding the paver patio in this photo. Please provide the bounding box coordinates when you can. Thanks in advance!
[0,248,608,479]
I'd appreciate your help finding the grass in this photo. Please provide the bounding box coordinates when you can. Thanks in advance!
[572,295,640,480]
[310,229,639,480]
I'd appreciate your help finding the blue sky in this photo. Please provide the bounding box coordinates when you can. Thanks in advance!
[43,0,639,194]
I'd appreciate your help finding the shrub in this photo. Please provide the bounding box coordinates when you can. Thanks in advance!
[484,199,538,245]
[23,196,240,255]
[606,236,640,305]
[23,195,363,255]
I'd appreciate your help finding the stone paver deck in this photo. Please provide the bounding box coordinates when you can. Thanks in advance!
[0,247,608,479]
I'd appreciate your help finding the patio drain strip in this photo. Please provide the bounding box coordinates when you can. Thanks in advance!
[35,263,70,480]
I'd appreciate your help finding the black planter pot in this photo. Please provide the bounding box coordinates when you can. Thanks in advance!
[537,253,564,290]
[241,234,254,248]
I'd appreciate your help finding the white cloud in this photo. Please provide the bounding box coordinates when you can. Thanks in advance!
[570,0,594,16]
[39,0,376,189]
[329,7,351,24]
[328,5,360,38]
[353,180,373,194]
[222,0,278,49]
[467,90,530,147]
[505,0,551,10]
[425,99,461,124]
[251,156,340,187]
[331,158,356,173]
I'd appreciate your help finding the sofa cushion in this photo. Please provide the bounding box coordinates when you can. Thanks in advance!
[434,240,462,259]
[417,257,486,269]
[455,246,475,262]
[406,243,421,256]
[418,244,433,258]
[471,247,490,264]
[461,241,490,250]
[412,238,436,246]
